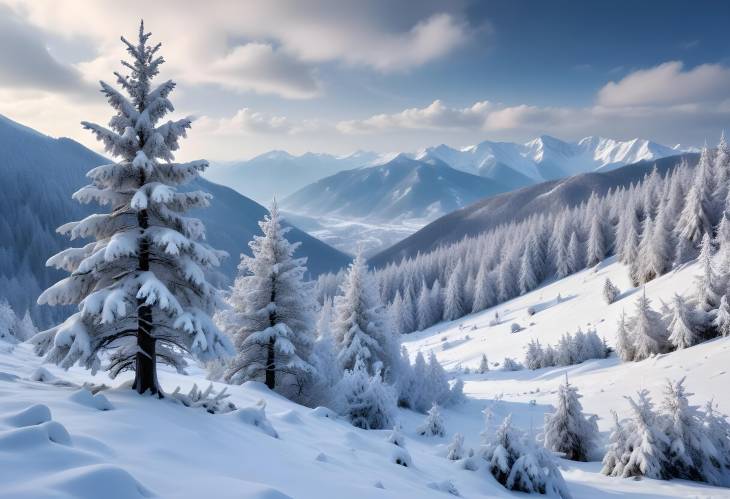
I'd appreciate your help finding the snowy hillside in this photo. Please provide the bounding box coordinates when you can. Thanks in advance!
[2,257,728,498]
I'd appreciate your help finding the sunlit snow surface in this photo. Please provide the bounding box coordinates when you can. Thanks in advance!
[1,257,729,498]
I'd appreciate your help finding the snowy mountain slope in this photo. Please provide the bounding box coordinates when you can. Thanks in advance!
[281,155,513,223]
[0,114,350,327]
[1,255,728,498]
[417,135,683,182]
[205,150,391,204]
[370,152,699,267]
[402,255,730,425]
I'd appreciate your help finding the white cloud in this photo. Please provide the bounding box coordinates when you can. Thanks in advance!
[197,108,320,135]
[597,61,730,107]
[337,100,492,133]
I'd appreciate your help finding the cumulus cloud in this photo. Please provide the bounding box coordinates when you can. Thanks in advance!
[337,100,492,133]
[597,61,730,107]
[197,108,321,136]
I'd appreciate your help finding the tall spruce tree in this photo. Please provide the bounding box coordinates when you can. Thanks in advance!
[543,375,599,461]
[222,202,317,398]
[675,147,714,248]
[32,23,232,396]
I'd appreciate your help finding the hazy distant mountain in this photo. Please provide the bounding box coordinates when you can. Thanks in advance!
[416,135,683,182]
[204,150,395,204]
[281,155,514,222]
[369,152,699,268]
[0,114,350,326]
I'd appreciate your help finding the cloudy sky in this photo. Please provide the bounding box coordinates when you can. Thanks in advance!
[1,0,730,160]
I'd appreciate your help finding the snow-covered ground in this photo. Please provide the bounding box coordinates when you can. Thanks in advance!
[2,256,730,498]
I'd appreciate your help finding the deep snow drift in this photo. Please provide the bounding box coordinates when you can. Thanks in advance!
[1,256,729,498]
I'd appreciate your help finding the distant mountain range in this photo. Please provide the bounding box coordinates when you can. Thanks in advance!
[0,114,350,327]
[212,135,689,225]
[205,150,395,204]
[368,152,699,268]
[281,155,516,222]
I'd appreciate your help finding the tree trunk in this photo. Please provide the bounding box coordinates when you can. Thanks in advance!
[133,208,161,396]
[265,284,277,390]
[265,336,276,390]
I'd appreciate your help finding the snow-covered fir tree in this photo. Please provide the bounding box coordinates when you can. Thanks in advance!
[695,232,723,314]
[628,291,669,361]
[336,359,396,430]
[667,294,702,350]
[615,311,635,361]
[443,260,465,321]
[619,389,670,479]
[675,147,714,252]
[601,411,631,477]
[543,376,599,461]
[586,213,607,267]
[333,250,398,378]
[416,282,435,331]
[478,353,489,373]
[482,414,571,498]
[222,202,317,401]
[713,295,730,337]
[417,403,446,437]
[446,432,466,460]
[32,23,232,395]
[602,278,620,304]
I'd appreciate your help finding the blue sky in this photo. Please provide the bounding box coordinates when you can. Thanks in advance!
[1,0,729,160]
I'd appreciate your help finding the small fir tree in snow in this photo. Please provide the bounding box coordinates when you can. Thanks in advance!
[333,250,398,377]
[502,357,522,371]
[524,339,545,370]
[478,353,489,374]
[32,23,233,395]
[603,278,620,304]
[667,294,702,350]
[447,432,466,460]
[615,310,635,361]
[620,389,670,480]
[222,202,317,400]
[387,423,406,447]
[426,351,451,407]
[483,414,571,498]
[336,359,396,430]
[567,231,583,274]
[601,411,631,477]
[472,261,494,313]
[417,404,446,437]
[628,291,669,361]
[543,375,599,461]
[416,282,434,331]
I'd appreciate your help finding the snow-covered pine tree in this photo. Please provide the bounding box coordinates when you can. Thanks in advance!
[333,250,398,377]
[416,282,434,331]
[714,212,730,281]
[310,298,341,397]
[667,294,702,350]
[336,359,396,430]
[446,432,466,460]
[478,353,489,374]
[443,260,465,321]
[483,414,571,498]
[222,202,316,400]
[567,231,583,274]
[713,295,730,337]
[636,216,656,284]
[695,232,723,315]
[401,287,417,334]
[472,261,495,313]
[603,278,620,304]
[661,377,723,484]
[648,199,673,278]
[629,291,669,360]
[675,147,714,249]
[388,291,405,335]
[518,237,540,295]
[524,339,545,370]
[0,300,18,343]
[713,132,730,219]
[410,351,429,411]
[417,403,446,437]
[543,375,599,461]
[426,351,451,406]
[601,411,630,477]
[586,213,606,267]
[621,389,670,479]
[33,23,232,396]
[430,278,444,323]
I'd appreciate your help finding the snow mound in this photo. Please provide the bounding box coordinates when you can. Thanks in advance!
[228,405,279,438]
[41,464,153,499]
[310,406,338,419]
[426,480,460,496]
[4,403,52,427]
[69,388,113,411]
